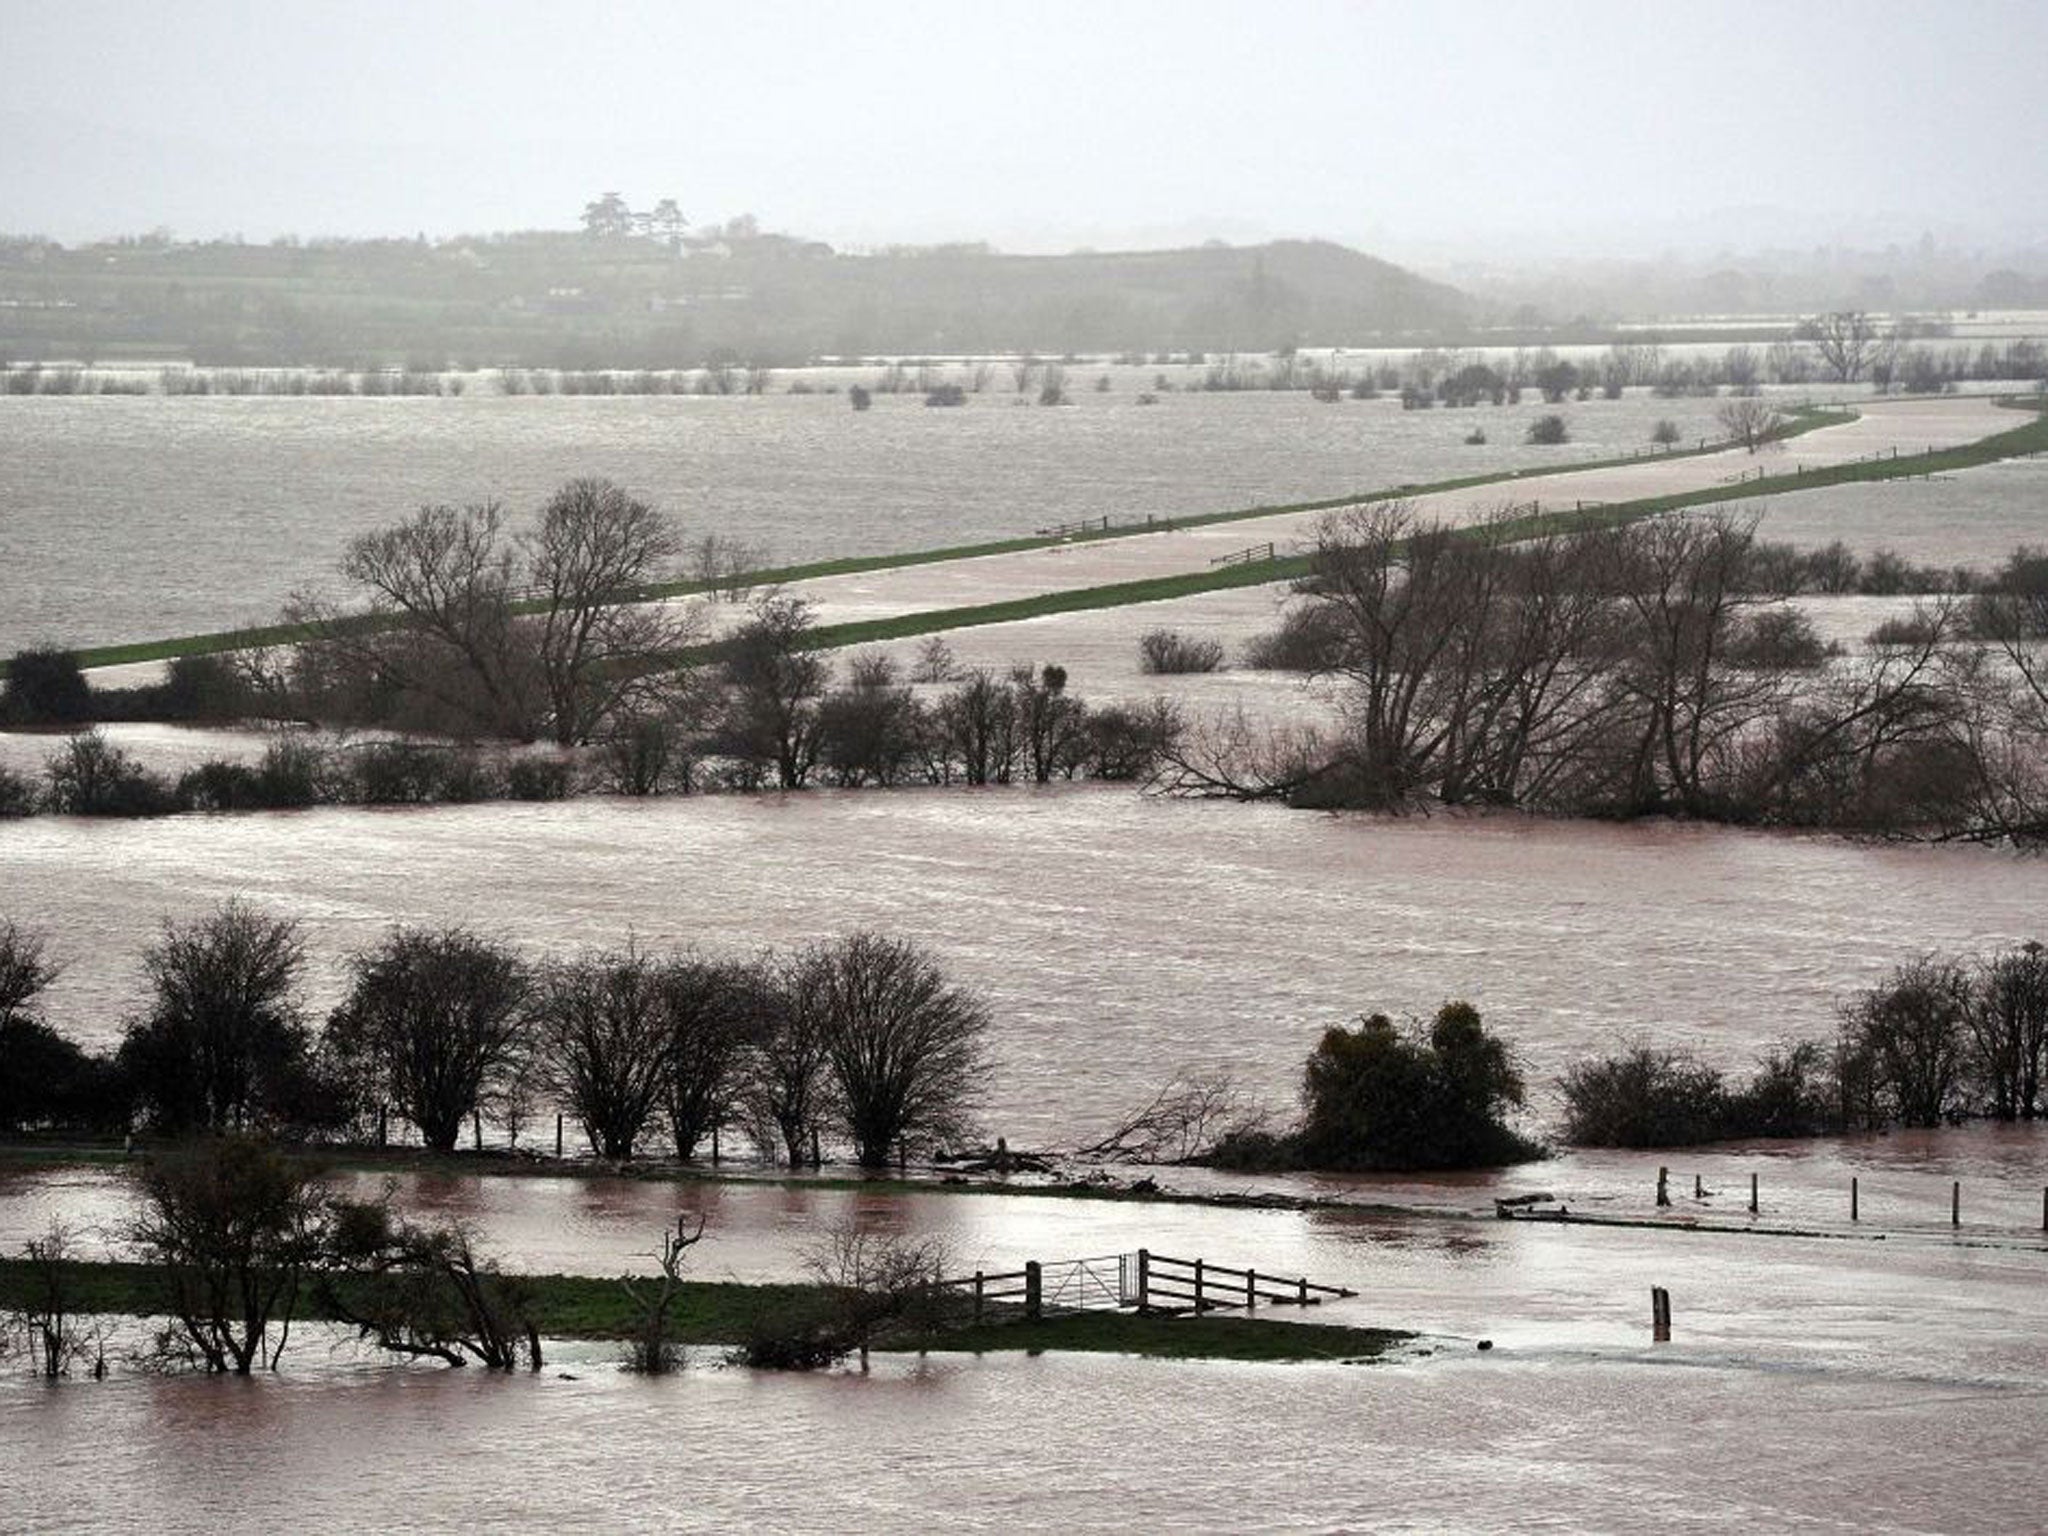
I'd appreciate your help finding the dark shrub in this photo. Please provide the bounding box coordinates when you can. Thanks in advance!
[1525,414,1569,445]
[1560,1047,1728,1147]
[43,730,179,816]
[2,646,94,725]
[1725,609,1840,670]
[1138,629,1225,675]
[0,764,37,817]
[1241,605,1347,671]
[1297,1003,1541,1170]
[507,756,574,801]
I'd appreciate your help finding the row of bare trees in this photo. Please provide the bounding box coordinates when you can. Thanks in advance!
[1160,504,2048,842]
[2,904,991,1171]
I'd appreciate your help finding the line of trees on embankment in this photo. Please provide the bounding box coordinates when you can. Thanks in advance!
[1162,505,2048,843]
[0,907,989,1171]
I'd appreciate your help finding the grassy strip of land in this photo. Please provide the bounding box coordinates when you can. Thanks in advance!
[0,1256,1408,1363]
[785,402,2048,653]
[37,406,1856,675]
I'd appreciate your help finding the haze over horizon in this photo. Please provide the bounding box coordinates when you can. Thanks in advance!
[4,0,2045,265]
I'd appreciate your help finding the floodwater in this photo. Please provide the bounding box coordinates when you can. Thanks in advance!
[0,388,1745,652]
[7,784,2048,1139]
[3,1136,2045,1533]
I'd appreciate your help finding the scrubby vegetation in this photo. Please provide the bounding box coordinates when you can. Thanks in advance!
[1166,511,2048,845]
[1562,943,2048,1145]
[1208,1002,1541,1172]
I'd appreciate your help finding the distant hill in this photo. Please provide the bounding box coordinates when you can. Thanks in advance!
[0,230,1471,368]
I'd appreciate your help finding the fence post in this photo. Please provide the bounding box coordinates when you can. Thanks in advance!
[1298,1276,1308,1306]
[473,1110,482,1152]
[1952,1181,1960,1227]
[1657,1167,1670,1207]
[377,1104,388,1148]
[1136,1249,1150,1312]
[1851,1176,1859,1222]
[1749,1173,1759,1214]
[1025,1261,1042,1320]
[974,1270,985,1324]
[712,1125,720,1166]
[1246,1266,1257,1313]
[1194,1258,1205,1312]
[554,1113,563,1157]
[1651,1286,1671,1342]
[1693,1173,1703,1199]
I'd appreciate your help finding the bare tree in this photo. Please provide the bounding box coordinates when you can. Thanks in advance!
[618,1215,706,1373]
[524,477,702,746]
[1837,956,1972,1126]
[1716,396,1786,453]
[1071,1071,1269,1164]
[335,501,533,737]
[1800,311,1878,383]
[129,1137,330,1375]
[744,956,830,1167]
[5,1224,108,1379]
[325,927,534,1153]
[802,933,991,1168]
[688,532,770,603]
[712,594,830,789]
[663,957,773,1160]
[119,901,314,1134]
[1969,943,2048,1120]
[321,1201,541,1371]
[534,947,673,1160]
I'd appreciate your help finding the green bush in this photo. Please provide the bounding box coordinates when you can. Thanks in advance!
[1296,1002,1541,1171]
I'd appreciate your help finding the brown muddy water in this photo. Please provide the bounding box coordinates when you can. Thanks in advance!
[3,1146,2045,1533]
[7,784,2048,1140]
[6,785,2048,1528]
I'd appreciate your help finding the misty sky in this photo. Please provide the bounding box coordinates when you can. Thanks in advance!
[4,0,2044,259]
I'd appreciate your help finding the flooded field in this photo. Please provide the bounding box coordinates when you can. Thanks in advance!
[4,1128,2045,1534]
[1,386,1779,652]
[6,785,2046,1140]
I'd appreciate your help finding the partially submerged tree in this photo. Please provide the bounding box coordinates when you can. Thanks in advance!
[534,946,673,1160]
[129,1137,330,1374]
[1287,1003,1537,1171]
[618,1215,707,1374]
[325,927,533,1152]
[321,1200,541,1371]
[4,1224,108,1379]
[801,934,990,1169]
[119,901,316,1134]
[1716,396,1786,453]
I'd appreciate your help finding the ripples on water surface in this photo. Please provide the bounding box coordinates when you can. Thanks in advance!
[8,785,2047,1138]
[1,390,1736,650]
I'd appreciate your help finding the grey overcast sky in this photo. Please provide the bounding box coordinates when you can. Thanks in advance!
[3,0,2044,257]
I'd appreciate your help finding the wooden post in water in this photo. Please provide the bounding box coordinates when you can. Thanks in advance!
[473,1110,482,1152]
[1246,1267,1257,1313]
[1749,1173,1759,1214]
[554,1113,563,1157]
[1952,1181,1961,1227]
[377,1105,388,1148]
[1194,1258,1205,1312]
[1136,1249,1151,1313]
[1656,1167,1670,1207]
[1298,1276,1309,1306]
[810,1129,821,1170]
[711,1126,720,1166]
[1851,1176,1859,1222]
[1693,1173,1703,1199]
[1024,1261,1042,1321]
[1651,1286,1671,1342]
[973,1271,985,1325]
